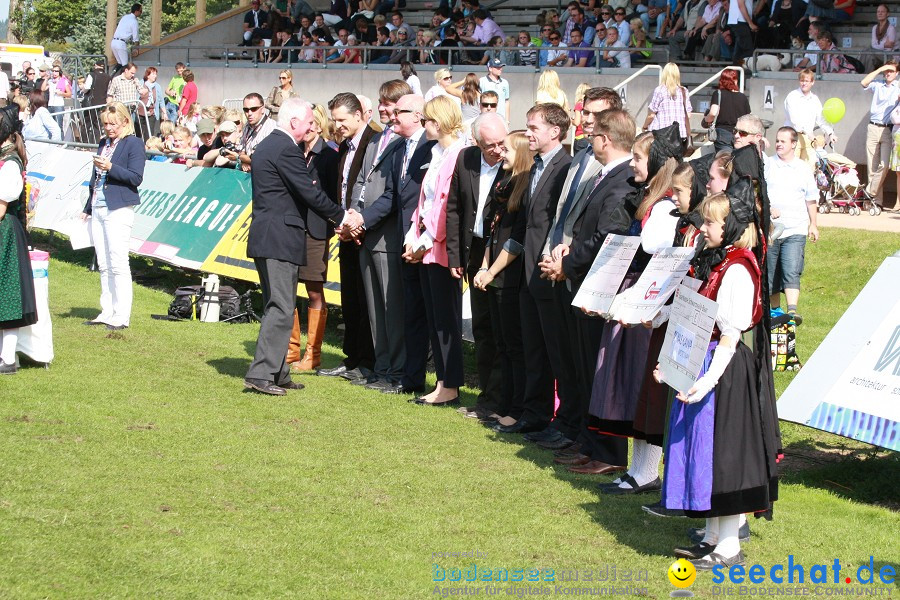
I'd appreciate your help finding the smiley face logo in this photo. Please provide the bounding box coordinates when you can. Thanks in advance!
[668,558,696,588]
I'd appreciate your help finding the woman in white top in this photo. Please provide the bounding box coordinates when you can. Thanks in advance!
[535,69,569,111]
[642,63,692,142]
[401,62,422,96]
[21,91,61,142]
[404,96,468,407]
[423,68,462,106]
[863,4,896,71]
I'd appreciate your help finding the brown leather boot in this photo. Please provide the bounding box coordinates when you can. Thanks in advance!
[295,307,326,371]
[286,309,302,364]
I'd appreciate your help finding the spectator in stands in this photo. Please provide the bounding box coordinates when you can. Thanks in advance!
[862,5,896,72]
[729,0,757,66]
[593,22,608,48]
[499,35,522,66]
[535,69,570,110]
[432,7,453,40]
[324,0,351,28]
[643,63,691,142]
[757,0,808,50]
[354,0,378,21]
[243,0,269,45]
[545,30,569,66]
[353,17,377,44]
[419,29,438,64]
[565,27,594,67]
[701,9,732,61]
[178,70,197,118]
[298,31,319,62]
[518,31,538,66]
[480,58,511,121]
[460,9,505,60]
[613,6,632,40]
[597,24,632,66]
[833,0,854,21]
[630,19,653,61]
[538,25,555,66]
[643,0,669,38]
[401,62,422,96]
[371,27,394,63]
[480,90,499,112]
[387,27,415,63]
[702,68,751,152]
[678,0,722,61]
[389,11,414,38]
[599,5,615,27]
[860,62,900,209]
[793,21,823,70]
[804,0,832,22]
[815,31,854,73]
[783,68,834,164]
[107,63,144,106]
[312,13,333,37]
[482,35,504,65]
[22,91,61,141]
[566,5,598,45]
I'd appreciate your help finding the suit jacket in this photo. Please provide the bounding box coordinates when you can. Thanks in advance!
[84,135,145,214]
[540,146,602,257]
[521,147,572,300]
[562,160,637,294]
[354,129,404,252]
[411,141,466,267]
[337,123,378,210]
[393,134,438,247]
[304,137,340,240]
[247,129,345,264]
[445,146,504,273]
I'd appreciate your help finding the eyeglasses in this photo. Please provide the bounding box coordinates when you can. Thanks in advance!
[392,108,415,116]
[615,11,626,15]
[398,31,407,35]
[52,69,61,73]
[733,128,757,137]
[442,76,452,80]
[279,76,289,80]
[243,105,263,113]
[26,71,34,75]
[549,36,561,41]
[601,11,611,15]
[481,102,497,108]
[541,27,552,31]
[581,109,603,118]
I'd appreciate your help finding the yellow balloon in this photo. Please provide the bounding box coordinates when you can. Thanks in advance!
[823,97,846,124]
[668,558,697,588]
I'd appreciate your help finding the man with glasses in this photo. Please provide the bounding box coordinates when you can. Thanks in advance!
[479,91,499,113]
[111,3,142,75]
[230,93,275,172]
[859,62,900,209]
[546,31,568,67]
[565,5,596,46]
[444,112,509,420]
[592,23,608,48]
[538,25,554,66]
[564,27,592,67]
[479,59,510,121]
[599,5,615,28]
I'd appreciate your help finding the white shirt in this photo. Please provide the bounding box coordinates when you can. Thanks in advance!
[865,80,900,124]
[783,88,833,136]
[640,198,679,253]
[479,75,509,118]
[406,136,465,250]
[714,262,754,340]
[0,160,24,203]
[406,74,422,97]
[765,154,818,238]
[727,0,751,24]
[599,153,631,177]
[794,41,818,67]
[341,126,367,206]
[605,38,631,68]
[475,155,501,238]
[0,72,9,99]
[114,12,140,42]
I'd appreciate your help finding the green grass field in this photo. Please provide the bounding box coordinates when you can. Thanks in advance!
[1,228,898,599]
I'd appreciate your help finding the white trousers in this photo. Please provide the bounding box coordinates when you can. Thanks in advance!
[91,205,135,327]
[110,39,130,66]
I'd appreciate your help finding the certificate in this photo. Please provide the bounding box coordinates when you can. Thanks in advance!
[613,246,695,324]
[571,234,641,314]
[658,285,719,394]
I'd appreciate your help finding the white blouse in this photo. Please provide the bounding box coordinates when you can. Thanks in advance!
[0,160,24,203]
[714,260,755,340]
[640,198,680,253]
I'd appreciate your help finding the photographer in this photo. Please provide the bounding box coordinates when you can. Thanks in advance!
[194,120,242,168]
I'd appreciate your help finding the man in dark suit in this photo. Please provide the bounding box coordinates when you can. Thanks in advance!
[540,108,640,473]
[445,112,508,420]
[347,80,411,392]
[318,92,379,382]
[364,93,436,394]
[493,103,572,434]
[244,97,362,396]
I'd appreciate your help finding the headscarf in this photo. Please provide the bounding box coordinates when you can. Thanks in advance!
[624,122,684,218]
[0,104,22,148]
[689,176,756,280]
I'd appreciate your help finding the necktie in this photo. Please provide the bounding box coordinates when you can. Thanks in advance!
[529,155,543,196]
[401,138,414,182]
[377,128,393,159]
[552,153,590,246]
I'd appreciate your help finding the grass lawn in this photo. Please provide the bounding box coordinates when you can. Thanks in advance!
[1,228,898,599]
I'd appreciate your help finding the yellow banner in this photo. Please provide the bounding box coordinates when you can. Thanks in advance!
[199,205,344,305]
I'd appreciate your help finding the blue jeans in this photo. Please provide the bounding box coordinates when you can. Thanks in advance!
[49,105,64,128]
[767,234,806,293]
[713,127,734,153]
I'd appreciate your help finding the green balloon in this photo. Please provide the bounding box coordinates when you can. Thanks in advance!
[822,97,846,124]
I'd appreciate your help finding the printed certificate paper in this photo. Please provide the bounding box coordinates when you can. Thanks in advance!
[614,247,695,324]
[659,285,719,394]
[571,235,641,314]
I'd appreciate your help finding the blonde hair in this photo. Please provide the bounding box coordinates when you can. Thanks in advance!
[12,96,29,114]
[424,95,464,137]
[279,69,292,83]
[698,192,759,249]
[102,102,135,137]
[505,131,534,213]
[201,105,226,122]
[434,67,451,83]
[536,69,569,111]
[574,82,590,105]
[312,104,333,141]
[630,18,644,32]
[423,29,436,43]
[159,120,175,138]
[710,150,734,180]
[222,109,243,125]
[632,132,679,220]
[145,136,165,152]
[661,63,682,98]
[672,162,694,207]
[173,126,192,140]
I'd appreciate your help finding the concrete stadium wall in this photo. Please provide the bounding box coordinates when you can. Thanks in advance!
[134,60,875,166]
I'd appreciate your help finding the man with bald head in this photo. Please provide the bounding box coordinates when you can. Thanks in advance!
[446,112,510,420]
[244,97,362,396]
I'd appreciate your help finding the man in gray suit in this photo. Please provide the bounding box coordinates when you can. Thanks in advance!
[348,80,412,391]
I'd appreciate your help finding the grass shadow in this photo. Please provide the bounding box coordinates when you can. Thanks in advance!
[206,357,249,378]
[60,307,100,321]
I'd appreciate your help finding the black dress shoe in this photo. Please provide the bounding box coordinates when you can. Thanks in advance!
[538,435,575,450]
[675,542,715,560]
[523,427,562,442]
[0,360,17,375]
[364,378,393,391]
[414,396,460,407]
[276,380,305,390]
[692,551,746,570]
[350,374,380,386]
[82,320,106,326]
[493,419,548,434]
[244,378,287,396]
[601,475,662,495]
[341,366,373,381]
[316,364,349,377]
[106,324,127,330]
[381,384,424,395]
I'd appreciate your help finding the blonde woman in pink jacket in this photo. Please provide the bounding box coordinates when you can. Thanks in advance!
[404,95,468,407]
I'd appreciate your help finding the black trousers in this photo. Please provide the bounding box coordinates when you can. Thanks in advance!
[401,261,429,389]
[421,263,464,388]
[518,286,558,428]
[731,22,754,65]
[488,288,525,419]
[467,236,504,411]
[338,241,374,370]
[545,283,586,440]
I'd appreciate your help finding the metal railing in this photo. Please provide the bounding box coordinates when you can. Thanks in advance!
[223,98,243,111]
[54,101,154,147]
[749,47,872,77]
[687,65,746,97]
[141,42,669,73]
[613,64,663,93]
[24,136,192,161]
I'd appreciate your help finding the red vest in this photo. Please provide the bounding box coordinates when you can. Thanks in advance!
[694,246,763,333]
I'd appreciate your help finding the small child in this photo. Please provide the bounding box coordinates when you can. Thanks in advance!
[166,126,197,164]
[159,120,176,147]
[145,137,170,162]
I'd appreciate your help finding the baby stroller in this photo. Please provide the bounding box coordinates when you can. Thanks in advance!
[814,144,882,216]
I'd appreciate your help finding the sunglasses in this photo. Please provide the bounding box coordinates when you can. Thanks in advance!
[26,71,34,75]
[52,69,61,73]
[442,76,452,80]
[550,36,561,41]
[733,128,756,137]
[279,76,289,79]
[392,108,415,116]
[243,105,263,113]
[481,102,497,108]
[601,11,611,15]
[615,11,626,15]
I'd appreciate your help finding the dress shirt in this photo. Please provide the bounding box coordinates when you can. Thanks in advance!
[341,125,367,206]
[529,144,564,196]
[764,154,818,238]
[475,156,502,238]
[107,74,142,104]
[114,12,140,41]
[598,154,632,180]
[783,89,833,136]
[865,80,900,124]
[405,137,466,251]
[474,18,504,44]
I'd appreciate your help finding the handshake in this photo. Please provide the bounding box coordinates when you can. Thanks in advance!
[339,209,365,244]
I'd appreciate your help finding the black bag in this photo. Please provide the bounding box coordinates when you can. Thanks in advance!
[844,54,865,74]
[168,285,246,322]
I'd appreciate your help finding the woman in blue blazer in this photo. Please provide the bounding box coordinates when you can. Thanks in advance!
[81,102,146,330]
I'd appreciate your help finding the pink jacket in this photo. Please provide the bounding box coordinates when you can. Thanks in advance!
[410,142,465,267]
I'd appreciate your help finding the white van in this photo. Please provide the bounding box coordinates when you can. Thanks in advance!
[0,43,47,78]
